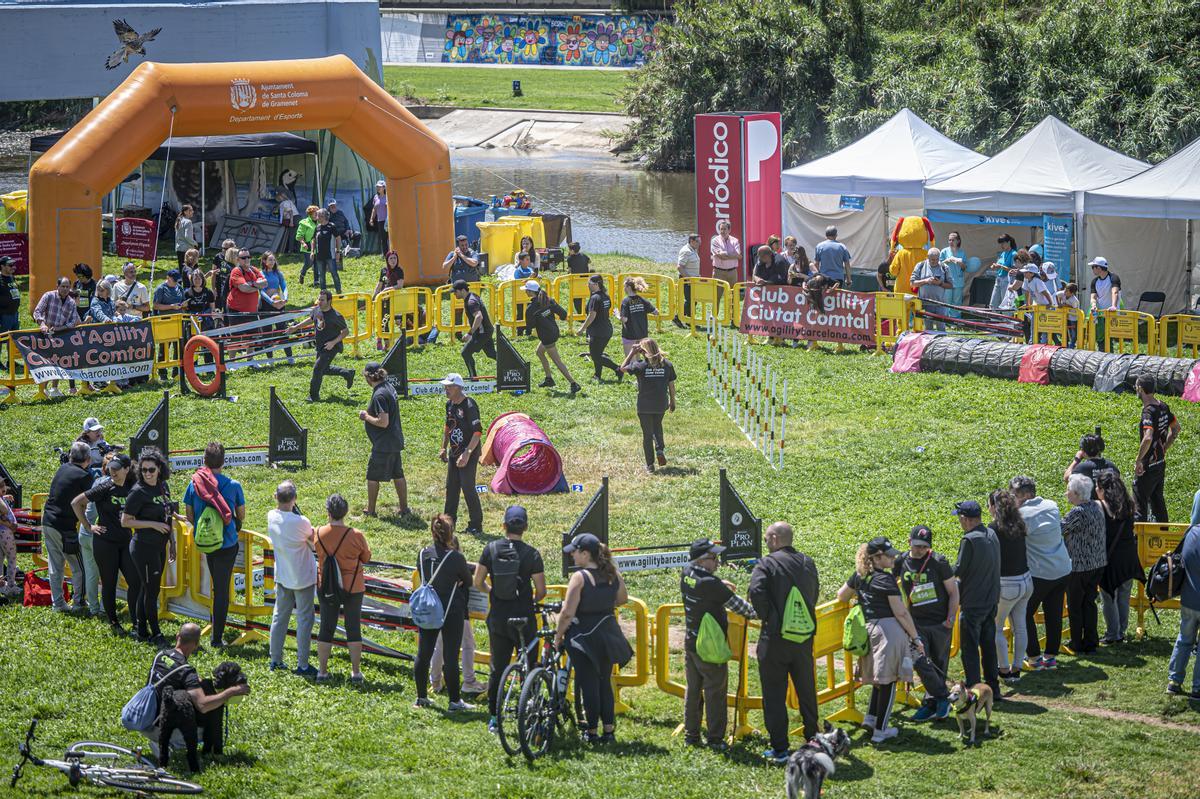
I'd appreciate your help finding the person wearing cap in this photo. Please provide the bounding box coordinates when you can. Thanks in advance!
[368,180,389,253]
[474,505,547,733]
[836,535,922,745]
[988,235,1018,310]
[1042,261,1061,297]
[152,269,186,315]
[892,525,957,721]
[112,262,150,317]
[326,198,353,243]
[952,499,1002,696]
[557,532,631,744]
[360,363,410,518]
[440,373,485,535]
[910,247,951,331]
[72,263,97,320]
[680,538,757,749]
[287,290,354,402]
[443,235,480,284]
[77,417,111,470]
[72,452,141,634]
[1088,256,1122,315]
[0,256,20,334]
[1020,262,1055,308]
[296,205,320,285]
[524,280,581,395]
[454,280,495,379]
[751,522,820,760]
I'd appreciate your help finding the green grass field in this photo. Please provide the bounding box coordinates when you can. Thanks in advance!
[383,65,629,113]
[2,251,1200,798]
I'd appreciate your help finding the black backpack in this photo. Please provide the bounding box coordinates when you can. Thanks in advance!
[489,540,522,602]
[1145,528,1192,622]
[320,527,353,599]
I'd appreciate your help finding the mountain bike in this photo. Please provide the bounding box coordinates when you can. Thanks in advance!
[11,719,203,796]
[494,601,577,757]
[515,619,582,762]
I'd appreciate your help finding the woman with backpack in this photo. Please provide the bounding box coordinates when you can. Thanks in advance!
[556,533,632,744]
[315,494,371,684]
[1096,470,1144,644]
[836,536,925,745]
[412,514,473,711]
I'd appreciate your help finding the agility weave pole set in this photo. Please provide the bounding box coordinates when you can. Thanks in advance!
[705,315,788,470]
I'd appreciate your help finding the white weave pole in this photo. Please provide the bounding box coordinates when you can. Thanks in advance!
[702,317,786,470]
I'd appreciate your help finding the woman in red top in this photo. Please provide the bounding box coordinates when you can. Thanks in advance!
[315,493,372,683]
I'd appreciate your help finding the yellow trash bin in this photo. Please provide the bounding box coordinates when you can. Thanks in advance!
[1,190,28,234]
[509,215,546,250]
[476,219,521,270]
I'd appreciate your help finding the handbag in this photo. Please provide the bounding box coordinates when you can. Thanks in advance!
[121,653,191,732]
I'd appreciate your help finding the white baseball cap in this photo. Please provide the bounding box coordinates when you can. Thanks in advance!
[375,180,386,188]
[1088,256,1108,269]
[1043,262,1058,277]
[82,417,104,433]
[440,373,465,388]
[522,280,541,293]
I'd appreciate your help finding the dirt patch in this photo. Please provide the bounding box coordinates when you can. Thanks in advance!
[1027,697,1200,734]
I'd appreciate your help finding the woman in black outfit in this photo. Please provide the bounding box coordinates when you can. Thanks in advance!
[184,270,216,331]
[71,453,142,636]
[121,447,176,648]
[413,514,474,710]
[619,338,676,472]
[523,281,581,394]
[576,274,622,382]
[1096,470,1145,644]
[557,533,631,744]
[619,277,656,357]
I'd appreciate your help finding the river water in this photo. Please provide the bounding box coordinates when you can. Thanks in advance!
[0,150,697,262]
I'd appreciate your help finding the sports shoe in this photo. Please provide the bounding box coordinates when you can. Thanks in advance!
[870,727,899,744]
[859,714,876,730]
[269,661,287,672]
[683,736,702,747]
[538,377,556,388]
[707,740,729,752]
[598,732,616,745]
[109,623,127,637]
[1042,657,1058,670]
[1189,689,1200,701]
[761,748,789,765]
[912,702,937,722]
[315,672,332,683]
[344,372,355,390]
[656,451,667,467]
[1003,670,1022,685]
[487,717,499,734]
[1167,681,1184,696]
[464,526,483,537]
[569,382,581,396]
[149,634,170,649]
[413,698,434,709]
[1023,656,1045,672]
[294,665,318,677]
[582,731,601,744]
[934,698,952,720]
[462,680,488,694]
[448,700,475,712]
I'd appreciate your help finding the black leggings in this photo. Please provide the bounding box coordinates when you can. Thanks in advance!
[415,604,466,702]
[206,544,238,646]
[586,332,621,380]
[130,537,166,637]
[93,534,141,626]
[444,452,483,531]
[571,651,615,731]
[637,412,665,466]
[317,590,364,643]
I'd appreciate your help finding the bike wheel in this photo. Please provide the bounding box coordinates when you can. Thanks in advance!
[495,663,524,757]
[97,770,203,795]
[65,741,156,770]
[517,667,556,762]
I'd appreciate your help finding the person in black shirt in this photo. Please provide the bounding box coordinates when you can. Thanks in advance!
[681,538,757,748]
[72,263,97,320]
[42,441,94,613]
[413,514,474,711]
[892,525,956,721]
[473,505,547,731]
[183,270,216,331]
[836,536,924,745]
[71,453,142,634]
[619,338,676,472]
[953,499,1002,696]
[440,373,484,534]
[566,242,590,275]
[207,241,236,311]
[522,280,581,395]
[0,256,20,334]
[576,274,622,382]
[1064,428,1120,492]
[121,447,176,647]
[619,276,657,357]
[443,236,481,284]
[360,363,409,517]
[311,209,342,294]
[454,280,495,378]
[751,245,789,286]
[288,291,355,402]
[1134,375,1180,522]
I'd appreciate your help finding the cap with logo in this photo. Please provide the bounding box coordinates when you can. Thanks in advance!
[82,417,104,433]
[440,372,465,388]
[563,532,601,556]
[909,525,933,547]
[689,538,726,561]
[866,536,901,558]
[0,256,13,267]
[952,500,982,517]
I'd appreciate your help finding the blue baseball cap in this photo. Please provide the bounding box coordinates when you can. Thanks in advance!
[952,500,982,518]
[503,505,528,531]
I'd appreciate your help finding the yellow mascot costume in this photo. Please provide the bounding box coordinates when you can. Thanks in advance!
[887,216,936,295]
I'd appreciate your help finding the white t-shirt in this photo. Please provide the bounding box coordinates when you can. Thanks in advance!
[267,508,316,590]
[1024,276,1056,307]
[112,280,149,316]
[278,199,298,224]
[676,244,700,278]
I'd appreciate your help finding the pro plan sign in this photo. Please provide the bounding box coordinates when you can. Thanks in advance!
[694,112,782,280]
[229,78,309,124]
[740,285,876,347]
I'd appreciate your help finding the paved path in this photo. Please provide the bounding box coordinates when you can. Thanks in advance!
[423,108,631,152]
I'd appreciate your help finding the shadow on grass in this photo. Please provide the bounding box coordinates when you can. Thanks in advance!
[991,697,1049,716]
[657,465,700,477]
[1009,662,1110,698]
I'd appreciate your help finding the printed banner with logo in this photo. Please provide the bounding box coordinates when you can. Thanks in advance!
[0,233,29,275]
[114,218,158,261]
[12,321,155,383]
[739,285,876,346]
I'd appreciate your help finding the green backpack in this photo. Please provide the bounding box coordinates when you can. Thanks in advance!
[193,505,225,554]
[780,585,815,644]
[842,604,870,656]
[695,613,733,664]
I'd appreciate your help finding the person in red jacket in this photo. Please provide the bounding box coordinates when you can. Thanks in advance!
[225,248,266,324]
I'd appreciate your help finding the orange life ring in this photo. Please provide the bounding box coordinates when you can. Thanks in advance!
[182,335,224,397]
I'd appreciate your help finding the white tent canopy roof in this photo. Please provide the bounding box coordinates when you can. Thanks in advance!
[779,108,987,197]
[1085,135,1200,219]
[923,116,1147,214]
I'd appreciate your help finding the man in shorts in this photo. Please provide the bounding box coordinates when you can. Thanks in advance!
[360,362,410,517]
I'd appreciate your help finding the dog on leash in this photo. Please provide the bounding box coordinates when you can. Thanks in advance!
[785,721,851,799]
[947,681,993,745]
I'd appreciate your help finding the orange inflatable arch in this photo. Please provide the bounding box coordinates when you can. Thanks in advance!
[28,55,452,304]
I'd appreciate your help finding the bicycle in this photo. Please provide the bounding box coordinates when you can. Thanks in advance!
[11,719,203,796]
[515,616,583,762]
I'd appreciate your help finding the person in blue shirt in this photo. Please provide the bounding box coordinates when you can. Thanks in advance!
[1167,524,1200,698]
[86,280,116,324]
[813,226,851,283]
[939,231,967,318]
[988,235,1017,310]
[183,442,246,649]
[513,252,536,281]
[258,251,293,363]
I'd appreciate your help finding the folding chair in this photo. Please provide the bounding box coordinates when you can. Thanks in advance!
[1135,291,1166,318]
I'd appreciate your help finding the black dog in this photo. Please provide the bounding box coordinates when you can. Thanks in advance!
[158,661,247,772]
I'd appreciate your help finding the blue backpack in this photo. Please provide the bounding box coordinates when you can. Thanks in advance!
[121,653,189,732]
[411,550,458,630]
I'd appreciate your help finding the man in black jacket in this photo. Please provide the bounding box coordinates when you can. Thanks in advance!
[953,500,1002,696]
[42,442,94,613]
[748,521,819,763]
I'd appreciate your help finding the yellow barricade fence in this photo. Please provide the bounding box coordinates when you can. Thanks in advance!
[551,273,613,325]
[1158,313,1200,359]
[617,272,676,333]
[149,313,188,379]
[1098,308,1158,354]
[372,287,433,350]
[786,600,865,729]
[434,281,494,338]
[1018,306,1079,346]
[873,292,917,352]
[330,293,374,357]
[678,277,731,335]
[181,521,273,643]
[730,282,755,340]
[494,278,550,335]
[613,595,651,713]
[1133,522,1189,638]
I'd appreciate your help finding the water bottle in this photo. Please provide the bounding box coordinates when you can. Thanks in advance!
[901,644,914,676]
[556,666,569,695]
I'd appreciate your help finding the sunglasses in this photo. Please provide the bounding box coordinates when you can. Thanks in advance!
[238,255,251,260]
[140,467,158,474]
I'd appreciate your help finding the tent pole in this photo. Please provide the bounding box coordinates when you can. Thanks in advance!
[1188,219,1194,311]
[314,151,323,206]
[200,161,206,256]
[883,197,890,263]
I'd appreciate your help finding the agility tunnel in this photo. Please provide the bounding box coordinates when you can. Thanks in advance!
[892,333,1200,398]
[481,411,567,495]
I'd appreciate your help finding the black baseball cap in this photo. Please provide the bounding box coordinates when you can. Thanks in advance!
[452,279,469,292]
[689,538,726,561]
[503,505,528,531]
[866,536,901,558]
[364,361,382,372]
[563,532,601,556]
[0,256,13,267]
[909,525,933,547]
[952,500,982,518]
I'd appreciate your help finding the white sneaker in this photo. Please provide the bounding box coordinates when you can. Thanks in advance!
[870,727,899,744]
[448,700,475,712]
[860,714,876,730]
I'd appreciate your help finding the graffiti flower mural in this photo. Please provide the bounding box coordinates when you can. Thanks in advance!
[444,20,475,62]
[616,18,645,60]
[496,25,519,64]
[474,18,499,61]
[518,25,548,60]
[558,23,584,64]
[444,14,663,66]
[584,21,618,66]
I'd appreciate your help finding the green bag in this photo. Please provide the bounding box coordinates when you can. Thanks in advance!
[780,585,815,644]
[696,612,733,664]
[193,504,225,554]
[842,604,869,656]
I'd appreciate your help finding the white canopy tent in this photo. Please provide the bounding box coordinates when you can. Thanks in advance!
[781,109,987,274]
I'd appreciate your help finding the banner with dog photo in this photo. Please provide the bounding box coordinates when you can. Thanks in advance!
[739,284,876,346]
[12,322,156,383]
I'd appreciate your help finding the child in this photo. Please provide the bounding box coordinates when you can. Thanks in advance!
[0,493,17,596]
[1057,282,1081,347]
[113,300,141,323]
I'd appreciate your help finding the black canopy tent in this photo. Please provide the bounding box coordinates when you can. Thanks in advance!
[29,132,321,254]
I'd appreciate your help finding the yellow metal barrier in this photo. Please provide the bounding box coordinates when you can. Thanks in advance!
[1021,307,1075,346]
[181,521,272,644]
[494,278,549,335]
[678,277,731,335]
[613,595,651,713]
[434,282,495,338]
[330,293,374,357]
[372,287,433,350]
[787,600,865,727]
[1133,522,1189,639]
[1158,313,1200,359]
[617,272,675,333]
[551,273,614,325]
[1098,309,1158,354]
[149,313,187,378]
[873,292,916,352]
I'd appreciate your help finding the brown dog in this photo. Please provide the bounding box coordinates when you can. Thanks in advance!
[947,681,993,745]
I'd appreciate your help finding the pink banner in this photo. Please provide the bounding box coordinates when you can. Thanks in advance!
[0,233,28,275]
[740,112,782,260]
[694,113,744,279]
[739,284,876,346]
[115,217,158,261]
